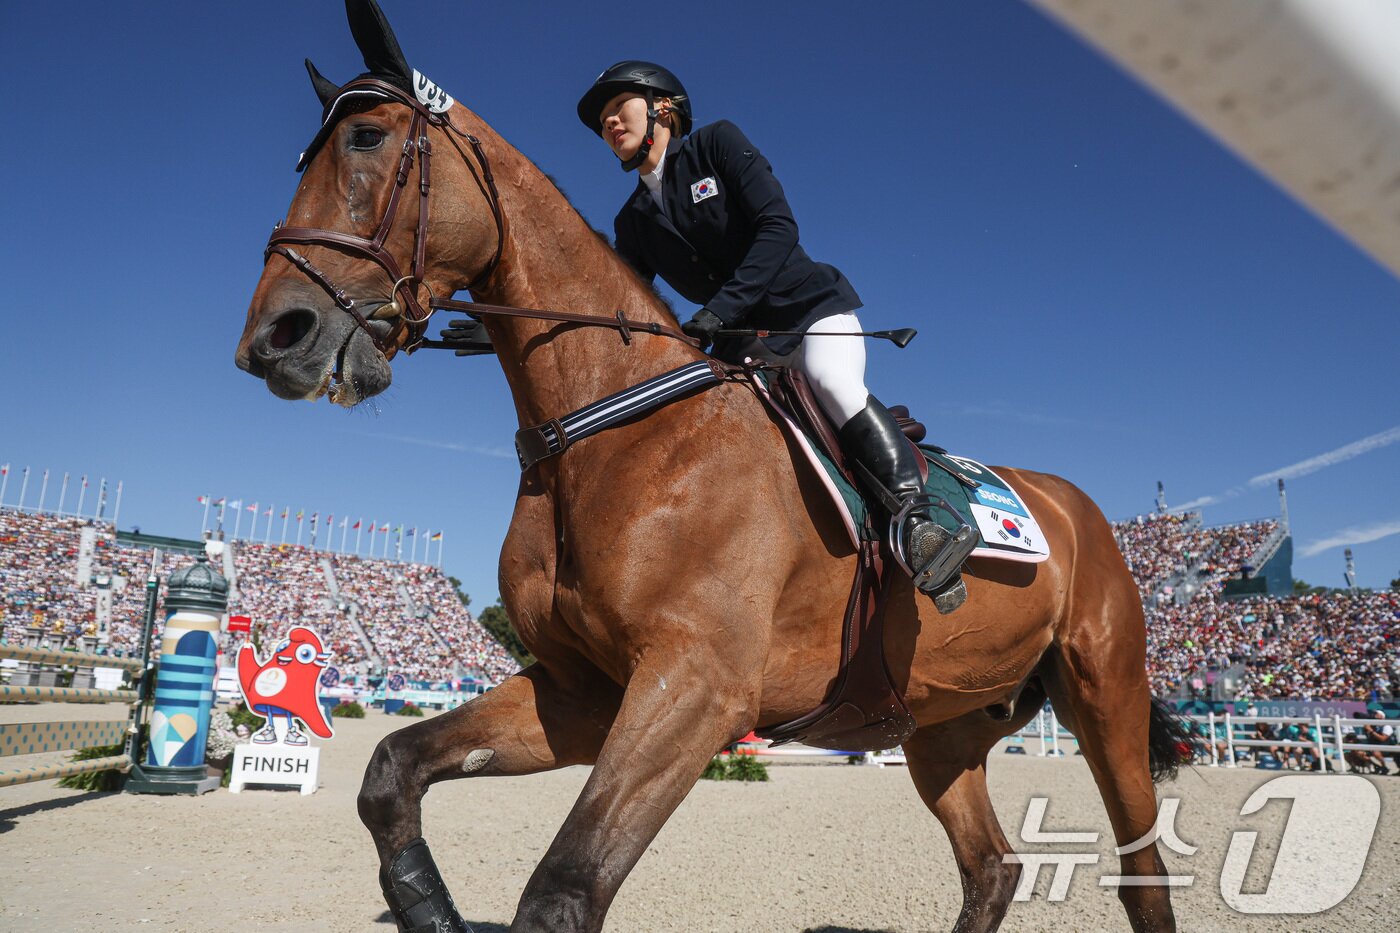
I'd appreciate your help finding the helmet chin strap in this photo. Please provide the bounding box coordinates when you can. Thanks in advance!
[619,89,659,172]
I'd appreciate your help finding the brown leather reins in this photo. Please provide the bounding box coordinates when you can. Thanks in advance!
[264,78,698,357]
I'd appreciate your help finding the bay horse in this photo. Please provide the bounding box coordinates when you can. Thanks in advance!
[234,3,1184,930]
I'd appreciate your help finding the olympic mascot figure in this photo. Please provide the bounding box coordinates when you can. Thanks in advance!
[237,627,335,746]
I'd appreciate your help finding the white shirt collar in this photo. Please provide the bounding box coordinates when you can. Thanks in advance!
[640,149,667,215]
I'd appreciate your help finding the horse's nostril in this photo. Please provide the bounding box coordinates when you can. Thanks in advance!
[267,309,317,351]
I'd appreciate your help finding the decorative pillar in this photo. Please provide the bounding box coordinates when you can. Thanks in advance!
[9,627,45,686]
[72,635,101,689]
[126,556,228,795]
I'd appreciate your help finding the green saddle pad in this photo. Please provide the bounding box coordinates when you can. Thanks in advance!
[805,442,970,541]
[746,369,1050,561]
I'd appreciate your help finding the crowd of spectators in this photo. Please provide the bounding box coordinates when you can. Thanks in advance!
[230,542,365,675]
[399,561,517,683]
[1111,512,1216,598]
[1112,513,1280,605]
[1194,519,1280,592]
[0,510,517,684]
[330,554,517,683]
[0,511,90,643]
[2,507,1390,701]
[1146,589,1399,702]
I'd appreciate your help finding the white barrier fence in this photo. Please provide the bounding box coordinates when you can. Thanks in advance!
[739,708,1398,772]
[998,708,1398,774]
[1182,711,1397,773]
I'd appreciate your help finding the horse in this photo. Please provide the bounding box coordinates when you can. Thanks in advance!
[234,3,1185,930]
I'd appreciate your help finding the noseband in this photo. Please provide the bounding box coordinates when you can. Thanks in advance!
[264,77,699,358]
[264,78,505,357]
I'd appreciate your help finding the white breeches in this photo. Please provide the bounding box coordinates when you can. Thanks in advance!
[737,311,870,427]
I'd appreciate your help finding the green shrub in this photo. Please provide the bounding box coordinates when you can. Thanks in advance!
[700,755,729,780]
[332,701,366,719]
[699,751,770,782]
[228,702,265,732]
[56,742,128,792]
[725,751,770,782]
[395,702,424,717]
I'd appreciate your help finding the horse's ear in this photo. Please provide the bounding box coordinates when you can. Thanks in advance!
[345,0,411,86]
[305,59,340,108]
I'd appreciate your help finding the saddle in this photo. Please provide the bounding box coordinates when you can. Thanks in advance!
[750,366,932,752]
[505,354,1044,752]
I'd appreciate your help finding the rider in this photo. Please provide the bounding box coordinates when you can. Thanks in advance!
[578,61,974,608]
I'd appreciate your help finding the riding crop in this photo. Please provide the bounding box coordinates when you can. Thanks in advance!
[716,327,918,347]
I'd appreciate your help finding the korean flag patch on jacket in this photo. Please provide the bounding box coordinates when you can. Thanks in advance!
[691,177,718,203]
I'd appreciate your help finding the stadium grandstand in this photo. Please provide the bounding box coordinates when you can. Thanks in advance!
[0,504,518,689]
[1,475,1395,704]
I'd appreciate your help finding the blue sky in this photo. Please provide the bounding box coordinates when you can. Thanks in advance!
[2,0,1397,605]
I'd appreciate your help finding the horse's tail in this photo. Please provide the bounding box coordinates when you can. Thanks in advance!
[1146,695,1193,783]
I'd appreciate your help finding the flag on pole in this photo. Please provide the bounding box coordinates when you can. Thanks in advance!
[281,508,288,519]
[430,531,443,541]
[352,519,361,529]
[380,523,390,532]
[340,516,348,528]
[197,495,208,504]
[263,506,272,516]
[296,510,304,521]
[229,499,242,509]
[407,527,416,537]
[213,496,224,505]
[246,502,258,513]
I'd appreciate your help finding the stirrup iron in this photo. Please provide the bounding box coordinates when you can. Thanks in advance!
[382,838,472,933]
[887,494,978,593]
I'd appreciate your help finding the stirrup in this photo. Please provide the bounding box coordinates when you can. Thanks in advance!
[887,494,978,593]
[382,838,472,933]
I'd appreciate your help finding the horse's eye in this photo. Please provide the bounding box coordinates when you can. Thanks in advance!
[350,127,384,151]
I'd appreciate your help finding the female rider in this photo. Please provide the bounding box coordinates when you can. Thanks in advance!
[578,62,973,608]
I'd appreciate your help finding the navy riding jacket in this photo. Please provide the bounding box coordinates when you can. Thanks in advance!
[613,120,862,356]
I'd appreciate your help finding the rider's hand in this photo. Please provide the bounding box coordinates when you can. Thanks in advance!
[681,309,724,350]
[437,318,496,356]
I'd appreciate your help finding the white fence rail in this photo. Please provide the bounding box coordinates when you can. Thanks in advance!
[1182,711,1396,773]
[998,708,1397,774]
[743,709,1397,771]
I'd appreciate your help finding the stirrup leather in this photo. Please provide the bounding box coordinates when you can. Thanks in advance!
[887,494,978,592]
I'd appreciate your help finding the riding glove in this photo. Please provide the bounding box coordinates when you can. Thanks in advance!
[681,309,724,350]
[437,318,496,356]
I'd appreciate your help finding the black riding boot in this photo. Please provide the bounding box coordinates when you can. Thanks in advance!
[381,837,472,932]
[838,397,974,612]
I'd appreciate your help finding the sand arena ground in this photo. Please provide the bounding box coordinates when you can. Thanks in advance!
[1,702,1396,931]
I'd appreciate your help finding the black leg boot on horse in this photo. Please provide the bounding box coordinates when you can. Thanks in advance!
[839,396,977,612]
[381,837,472,932]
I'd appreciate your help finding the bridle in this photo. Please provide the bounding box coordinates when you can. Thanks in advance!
[265,77,503,357]
[264,77,698,358]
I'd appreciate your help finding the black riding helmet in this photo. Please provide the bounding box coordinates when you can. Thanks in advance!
[577,61,692,171]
